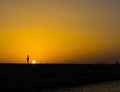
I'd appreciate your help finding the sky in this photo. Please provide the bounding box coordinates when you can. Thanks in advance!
[0,0,120,64]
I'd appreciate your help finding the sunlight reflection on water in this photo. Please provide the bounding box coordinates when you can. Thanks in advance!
[41,80,120,92]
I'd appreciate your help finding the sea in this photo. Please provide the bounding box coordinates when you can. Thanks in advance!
[40,80,120,92]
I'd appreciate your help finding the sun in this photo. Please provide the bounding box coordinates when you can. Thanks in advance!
[32,60,36,64]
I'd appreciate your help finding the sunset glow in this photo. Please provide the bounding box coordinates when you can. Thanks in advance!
[0,0,120,64]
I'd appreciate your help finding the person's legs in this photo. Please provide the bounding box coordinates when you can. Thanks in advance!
[27,60,29,64]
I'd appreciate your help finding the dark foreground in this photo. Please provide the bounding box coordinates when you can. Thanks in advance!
[0,64,120,91]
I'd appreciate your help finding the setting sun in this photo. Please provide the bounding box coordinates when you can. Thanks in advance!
[32,60,36,64]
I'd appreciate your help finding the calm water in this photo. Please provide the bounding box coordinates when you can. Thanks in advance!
[41,80,120,92]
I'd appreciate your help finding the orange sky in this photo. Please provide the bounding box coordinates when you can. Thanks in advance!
[0,0,120,63]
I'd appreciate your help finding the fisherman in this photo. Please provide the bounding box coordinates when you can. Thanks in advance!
[26,55,29,64]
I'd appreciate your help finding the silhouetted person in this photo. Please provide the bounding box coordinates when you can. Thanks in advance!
[26,55,29,64]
